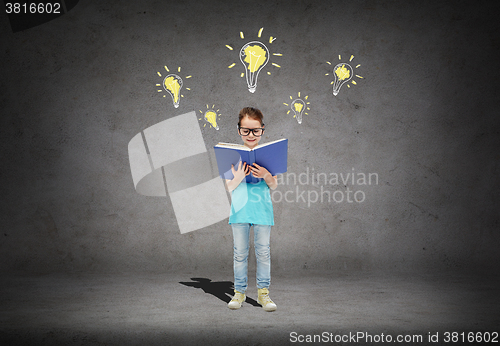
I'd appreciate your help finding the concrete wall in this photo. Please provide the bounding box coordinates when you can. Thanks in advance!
[1,0,499,274]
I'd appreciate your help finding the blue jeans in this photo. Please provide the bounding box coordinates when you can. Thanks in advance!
[231,223,271,293]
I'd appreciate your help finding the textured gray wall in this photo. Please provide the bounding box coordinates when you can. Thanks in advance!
[1,0,499,274]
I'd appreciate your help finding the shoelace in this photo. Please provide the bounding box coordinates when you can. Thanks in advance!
[233,293,244,302]
[259,293,274,305]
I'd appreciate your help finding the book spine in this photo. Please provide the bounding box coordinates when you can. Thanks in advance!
[248,150,257,183]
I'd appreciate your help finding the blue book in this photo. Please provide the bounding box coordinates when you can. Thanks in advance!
[214,138,288,183]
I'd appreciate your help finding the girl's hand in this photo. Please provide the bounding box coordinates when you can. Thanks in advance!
[231,161,250,181]
[226,162,250,192]
[250,163,271,179]
[251,163,278,190]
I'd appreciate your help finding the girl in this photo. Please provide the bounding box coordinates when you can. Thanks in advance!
[225,107,278,312]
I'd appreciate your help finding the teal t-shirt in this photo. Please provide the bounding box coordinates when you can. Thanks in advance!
[229,179,274,225]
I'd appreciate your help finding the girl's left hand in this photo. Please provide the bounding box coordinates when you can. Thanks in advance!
[250,163,271,179]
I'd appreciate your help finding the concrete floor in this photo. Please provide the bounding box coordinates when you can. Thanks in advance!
[1,270,499,345]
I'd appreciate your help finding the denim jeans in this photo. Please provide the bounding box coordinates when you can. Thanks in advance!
[231,223,271,293]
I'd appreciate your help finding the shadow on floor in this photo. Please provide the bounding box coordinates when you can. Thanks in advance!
[179,278,260,306]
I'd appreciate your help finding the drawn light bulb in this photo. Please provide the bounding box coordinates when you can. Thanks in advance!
[163,74,183,108]
[204,110,219,130]
[291,99,305,124]
[332,63,353,96]
[239,41,269,93]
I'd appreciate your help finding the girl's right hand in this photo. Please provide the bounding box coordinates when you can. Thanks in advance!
[231,161,250,181]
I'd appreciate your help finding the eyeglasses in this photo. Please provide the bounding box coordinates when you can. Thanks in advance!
[238,126,265,137]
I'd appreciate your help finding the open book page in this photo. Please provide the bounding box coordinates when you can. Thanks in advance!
[215,142,250,150]
[252,138,287,149]
[215,138,286,151]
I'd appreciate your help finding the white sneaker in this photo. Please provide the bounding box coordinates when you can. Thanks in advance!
[228,291,246,310]
[258,288,277,312]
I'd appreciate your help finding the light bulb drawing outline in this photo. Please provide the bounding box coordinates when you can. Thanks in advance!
[326,55,363,96]
[240,41,269,93]
[291,99,306,124]
[156,65,192,108]
[283,92,311,125]
[225,27,282,93]
[199,104,221,130]
[332,63,352,96]
[163,74,183,108]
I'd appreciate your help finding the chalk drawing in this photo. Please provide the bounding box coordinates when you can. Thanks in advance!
[156,65,192,108]
[226,27,282,93]
[199,104,221,130]
[326,55,363,96]
[283,92,311,124]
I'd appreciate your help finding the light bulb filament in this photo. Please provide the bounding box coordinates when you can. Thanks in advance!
[335,64,351,81]
[294,102,304,113]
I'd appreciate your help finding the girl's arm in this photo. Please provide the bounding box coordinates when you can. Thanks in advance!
[225,161,250,192]
[264,174,278,190]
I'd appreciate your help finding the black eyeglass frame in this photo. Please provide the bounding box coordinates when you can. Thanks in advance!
[238,125,265,137]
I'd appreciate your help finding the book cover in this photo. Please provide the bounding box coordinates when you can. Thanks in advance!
[214,138,288,183]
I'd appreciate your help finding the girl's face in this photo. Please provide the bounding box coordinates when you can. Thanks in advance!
[239,116,263,149]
